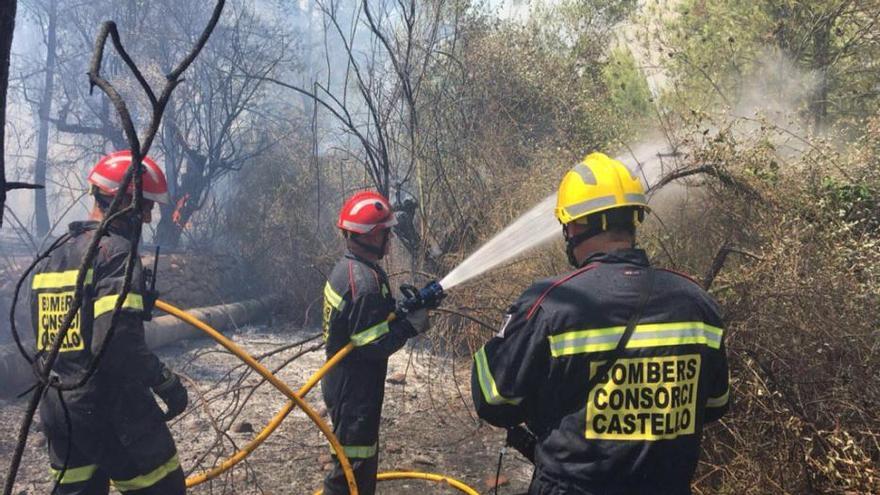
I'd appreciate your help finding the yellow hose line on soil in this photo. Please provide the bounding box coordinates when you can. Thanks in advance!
[312,471,480,495]
[377,472,480,495]
[154,300,358,494]
[183,342,355,487]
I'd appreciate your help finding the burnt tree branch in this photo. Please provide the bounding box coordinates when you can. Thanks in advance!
[648,164,763,200]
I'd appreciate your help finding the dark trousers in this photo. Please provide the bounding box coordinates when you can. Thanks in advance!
[48,434,184,494]
[528,466,692,495]
[322,405,381,495]
[323,452,379,495]
[44,390,184,494]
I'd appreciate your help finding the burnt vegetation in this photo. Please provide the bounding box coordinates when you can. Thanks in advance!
[1,0,878,493]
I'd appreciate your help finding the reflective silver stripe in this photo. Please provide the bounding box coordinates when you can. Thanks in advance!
[89,172,122,192]
[341,217,398,232]
[707,389,729,408]
[340,219,374,232]
[572,163,597,184]
[324,282,343,309]
[474,347,523,406]
[549,321,724,357]
[32,269,94,289]
[334,443,378,459]
[350,198,383,215]
[351,320,390,346]
[564,195,617,219]
[624,193,647,204]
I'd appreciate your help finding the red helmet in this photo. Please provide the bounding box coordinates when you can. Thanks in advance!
[87,150,171,204]
[337,190,397,234]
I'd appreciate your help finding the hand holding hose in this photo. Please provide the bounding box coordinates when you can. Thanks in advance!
[153,367,188,421]
[398,281,444,336]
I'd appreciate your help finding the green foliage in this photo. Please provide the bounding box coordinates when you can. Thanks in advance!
[603,46,654,126]
[659,0,880,129]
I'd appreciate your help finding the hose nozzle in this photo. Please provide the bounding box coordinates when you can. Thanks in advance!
[397,280,445,315]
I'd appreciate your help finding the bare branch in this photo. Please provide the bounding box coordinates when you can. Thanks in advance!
[648,164,763,200]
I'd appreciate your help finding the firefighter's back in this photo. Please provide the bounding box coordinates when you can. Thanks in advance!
[528,252,728,493]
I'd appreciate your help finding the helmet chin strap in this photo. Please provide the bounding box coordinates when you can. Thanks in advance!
[564,226,600,268]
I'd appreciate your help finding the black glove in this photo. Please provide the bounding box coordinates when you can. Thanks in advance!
[152,368,188,421]
[506,425,537,464]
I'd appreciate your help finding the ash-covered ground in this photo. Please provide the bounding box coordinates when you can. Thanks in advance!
[0,322,533,494]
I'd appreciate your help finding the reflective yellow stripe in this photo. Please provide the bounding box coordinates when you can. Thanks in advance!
[474,346,523,406]
[93,293,144,318]
[324,282,343,310]
[549,321,724,357]
[351,320,390,346]
[334,443,378,459]
[707,388,729,408]
[32,269,94,289]
[50,464,98,484]
[111,454,179,491]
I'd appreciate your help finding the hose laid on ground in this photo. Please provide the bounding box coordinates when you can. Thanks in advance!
[183,340,356,487]
[312,471,480,495]
[156,300,480,494]
[376,472,480,495]
[154,300,358,493]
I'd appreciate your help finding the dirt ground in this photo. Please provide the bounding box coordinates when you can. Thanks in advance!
[0,322,533,494]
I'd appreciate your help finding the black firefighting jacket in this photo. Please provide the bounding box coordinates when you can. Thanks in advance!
[321,252,417,445]
[30,221,168,435]
[472,249,730,493]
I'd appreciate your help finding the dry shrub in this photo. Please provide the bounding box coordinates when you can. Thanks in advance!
[647,114,880,494]
[225,139,342,323]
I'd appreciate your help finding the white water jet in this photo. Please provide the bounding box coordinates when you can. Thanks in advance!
[438,148,673,290]
[439,194,559,289]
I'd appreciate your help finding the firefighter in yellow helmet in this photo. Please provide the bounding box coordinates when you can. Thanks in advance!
[472,152,730,494]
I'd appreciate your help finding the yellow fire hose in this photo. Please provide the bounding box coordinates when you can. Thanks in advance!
[313,472,479,495]
[155,300,358,493]
[155,300,480,495]
[184,341,355,487]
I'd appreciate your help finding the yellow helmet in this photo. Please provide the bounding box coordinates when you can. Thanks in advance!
[555,152,648,225]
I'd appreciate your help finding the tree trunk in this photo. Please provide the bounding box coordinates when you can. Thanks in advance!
[0,0,17,230]
[34,0,57,236]
[155,152,206,248]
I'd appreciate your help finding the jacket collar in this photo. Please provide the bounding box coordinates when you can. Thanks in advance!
[344,249,385,275]
[581,248,650,267]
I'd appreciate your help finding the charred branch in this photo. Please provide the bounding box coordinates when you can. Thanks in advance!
[648,163,763,200]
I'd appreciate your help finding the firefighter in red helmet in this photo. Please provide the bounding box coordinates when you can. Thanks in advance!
[321,190,431,495]
[29,150,188,494]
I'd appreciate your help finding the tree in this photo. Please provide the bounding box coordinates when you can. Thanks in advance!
[0,0,41,229]
[153,1,294,247]
[0,0,14,229]
[29,0,57,236]
[11,0,292,245]
[656,0,880,131]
